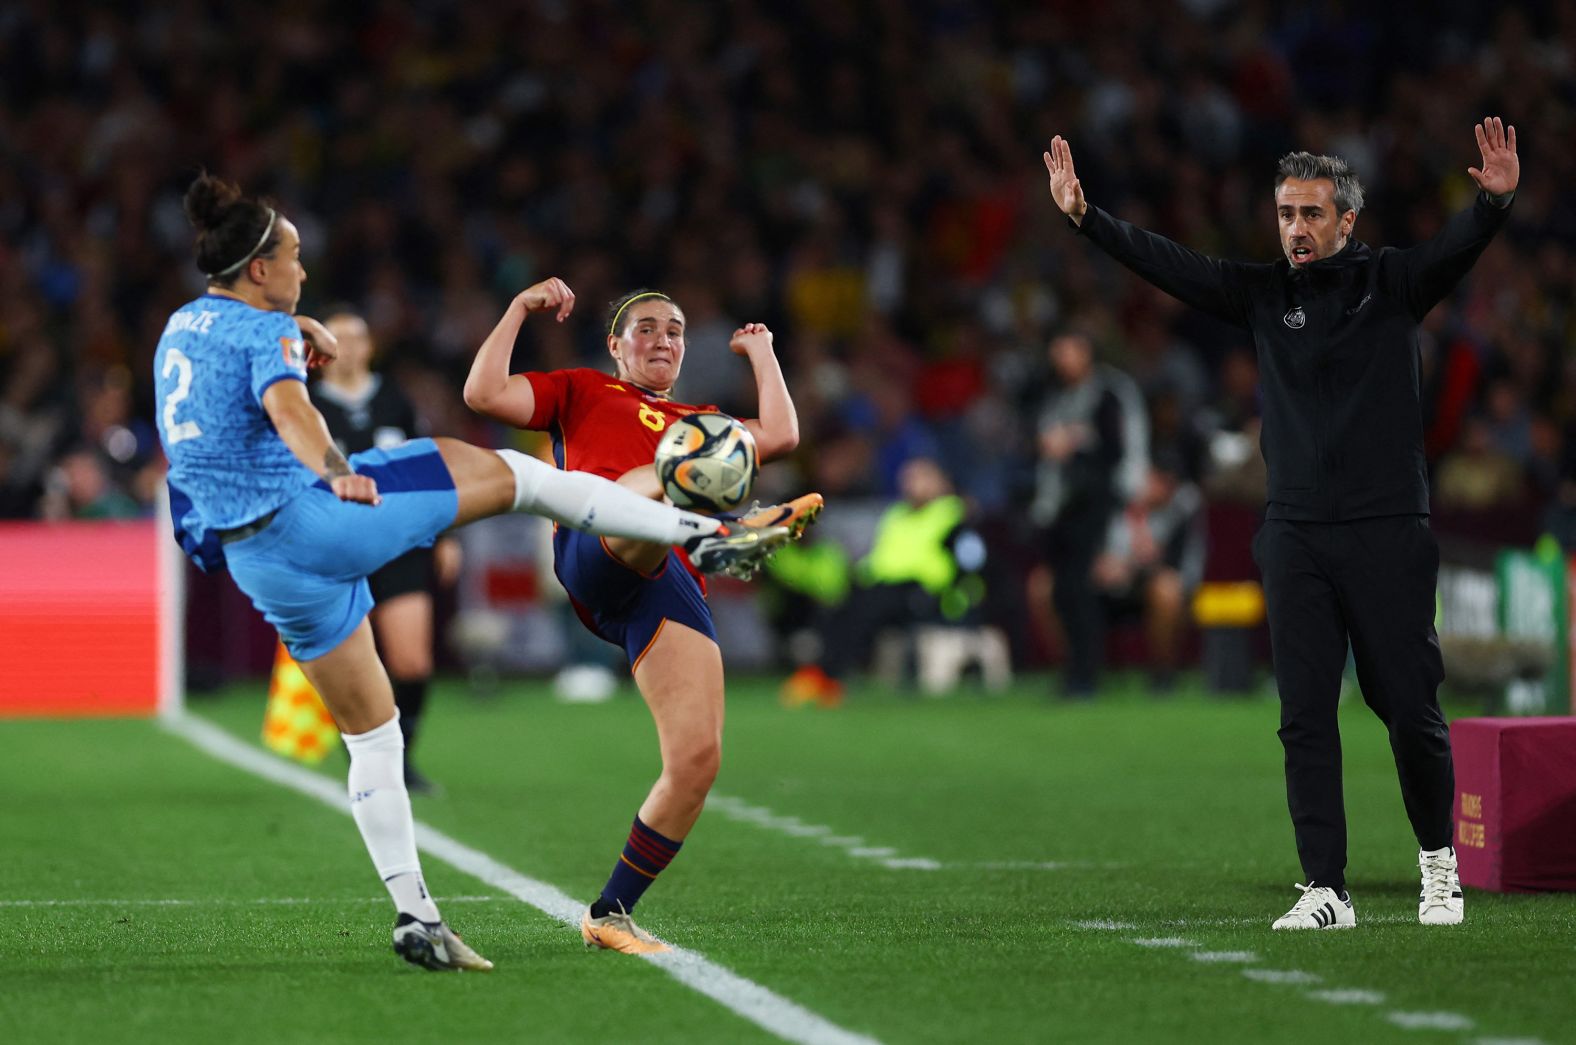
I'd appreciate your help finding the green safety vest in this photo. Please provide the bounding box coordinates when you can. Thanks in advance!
[858,495,966,596]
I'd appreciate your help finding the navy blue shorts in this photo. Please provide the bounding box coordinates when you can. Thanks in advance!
[224,440,457,661]
[553,527,716,671]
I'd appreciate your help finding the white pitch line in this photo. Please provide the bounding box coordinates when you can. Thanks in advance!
[705,795,1105,873]
[165,713,882,1045]
[1386,1011,1474,1032]
[1243,969,1320,985]
[1305,989,1385,1006]
[1082,920,1524,1041]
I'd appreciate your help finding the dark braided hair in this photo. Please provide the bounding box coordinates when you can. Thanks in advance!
[183,172,281,284]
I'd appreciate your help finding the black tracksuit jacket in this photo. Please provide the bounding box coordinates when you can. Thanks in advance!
[1074,194,1511,521]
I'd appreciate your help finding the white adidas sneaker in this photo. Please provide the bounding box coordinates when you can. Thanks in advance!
[1418,846,1464,925]
[1271,883,1356,930]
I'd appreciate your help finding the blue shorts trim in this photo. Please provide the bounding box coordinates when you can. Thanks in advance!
[226,439,458,660]
[554,528,715,669]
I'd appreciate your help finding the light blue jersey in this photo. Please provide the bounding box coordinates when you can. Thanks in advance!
[154,294,314,532]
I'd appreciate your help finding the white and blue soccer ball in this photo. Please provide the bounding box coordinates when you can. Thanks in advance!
[654,412,758,513]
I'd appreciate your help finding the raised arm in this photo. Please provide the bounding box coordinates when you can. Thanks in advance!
[732,323,799,461]
[462,277,576,427]
[1044,135,1256,328]
[1388,117,1518,318]
[262,378,380,505]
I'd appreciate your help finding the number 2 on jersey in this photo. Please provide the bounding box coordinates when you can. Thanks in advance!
[161,348,204,445]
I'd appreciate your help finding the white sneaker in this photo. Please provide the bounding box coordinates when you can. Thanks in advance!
[1271,883,1355,930]
[1418,846,1464,925]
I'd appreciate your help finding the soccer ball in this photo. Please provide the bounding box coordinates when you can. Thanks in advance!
[654,413,758,513]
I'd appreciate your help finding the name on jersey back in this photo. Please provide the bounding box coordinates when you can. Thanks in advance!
[164,310,220,336]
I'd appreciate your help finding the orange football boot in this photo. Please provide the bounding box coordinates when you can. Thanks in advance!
[581,903,671,955]
[737,493,825,540]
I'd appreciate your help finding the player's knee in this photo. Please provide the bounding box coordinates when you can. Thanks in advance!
[667,737,722,798]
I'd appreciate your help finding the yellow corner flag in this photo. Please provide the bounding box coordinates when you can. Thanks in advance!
[262,640,340,764]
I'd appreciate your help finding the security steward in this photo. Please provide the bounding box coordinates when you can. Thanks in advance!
[1042,118,1519,929]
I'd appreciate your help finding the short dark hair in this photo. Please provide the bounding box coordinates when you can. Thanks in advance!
[1274,152,1364,216]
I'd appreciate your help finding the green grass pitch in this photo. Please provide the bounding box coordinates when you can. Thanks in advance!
[2,675,1572,1044]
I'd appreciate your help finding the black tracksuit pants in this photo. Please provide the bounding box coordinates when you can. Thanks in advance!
[1253,514,1453,892]
[1046,498,1115,694]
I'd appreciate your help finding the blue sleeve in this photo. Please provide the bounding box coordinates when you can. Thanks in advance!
[250,312,309,404]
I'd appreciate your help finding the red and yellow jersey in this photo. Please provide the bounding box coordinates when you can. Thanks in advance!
[523,368,718,481]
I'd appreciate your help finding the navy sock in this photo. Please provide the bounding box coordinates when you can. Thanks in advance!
[592,816,683,917]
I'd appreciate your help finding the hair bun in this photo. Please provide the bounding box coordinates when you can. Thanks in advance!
[183,173,244,231]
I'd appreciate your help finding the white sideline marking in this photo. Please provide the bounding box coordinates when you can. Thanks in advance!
[165,714,882,1045]
[1084,917,1520,1041]
[1306,989,1385,1006]
[1242,969,1320,985]
[706,795,1102,873]
[1386,1011,1474,1032]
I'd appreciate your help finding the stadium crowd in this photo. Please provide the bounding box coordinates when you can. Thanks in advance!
[3,1,1573,674]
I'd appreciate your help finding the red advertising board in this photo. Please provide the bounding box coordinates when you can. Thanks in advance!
[0,521,164,717]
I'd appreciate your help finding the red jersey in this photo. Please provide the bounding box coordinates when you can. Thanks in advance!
[524,368,718,481]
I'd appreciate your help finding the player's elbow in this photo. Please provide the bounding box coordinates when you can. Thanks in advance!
[462,379,496,415]
[759,420,799,461]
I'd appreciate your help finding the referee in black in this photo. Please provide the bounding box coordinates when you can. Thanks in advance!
[1044,117,1519,929]
[312,307,459,795]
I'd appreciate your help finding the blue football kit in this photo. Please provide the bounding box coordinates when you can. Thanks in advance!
[153,295,457,659]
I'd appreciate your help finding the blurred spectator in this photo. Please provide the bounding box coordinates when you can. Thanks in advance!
[1028,330,1139,697]
[1434,415,1527,511]
[781,457,985,706]
[39,445,141,520]
[1091,456,1205,691]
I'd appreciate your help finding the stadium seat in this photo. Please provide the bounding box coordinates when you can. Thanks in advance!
[873,625,1012,695]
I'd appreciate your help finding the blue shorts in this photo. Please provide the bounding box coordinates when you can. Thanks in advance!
[554,527,716,671]
[224,440,458,661]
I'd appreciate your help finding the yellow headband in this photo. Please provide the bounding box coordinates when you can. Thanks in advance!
[608,291,672,337]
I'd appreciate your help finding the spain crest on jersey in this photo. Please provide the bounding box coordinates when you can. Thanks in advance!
[280,335,307,371]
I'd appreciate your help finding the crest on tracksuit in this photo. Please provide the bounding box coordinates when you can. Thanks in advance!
[1283,306,1306,329]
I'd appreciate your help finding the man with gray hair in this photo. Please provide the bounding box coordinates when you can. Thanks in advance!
[1042,119,1520,930]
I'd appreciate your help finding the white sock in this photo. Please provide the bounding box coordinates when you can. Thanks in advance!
[496,448,722,545]
[343,711,440,922]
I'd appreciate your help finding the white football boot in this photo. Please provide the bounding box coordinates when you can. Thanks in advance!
[1271,883,1356,930]
[392,913,494,971]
